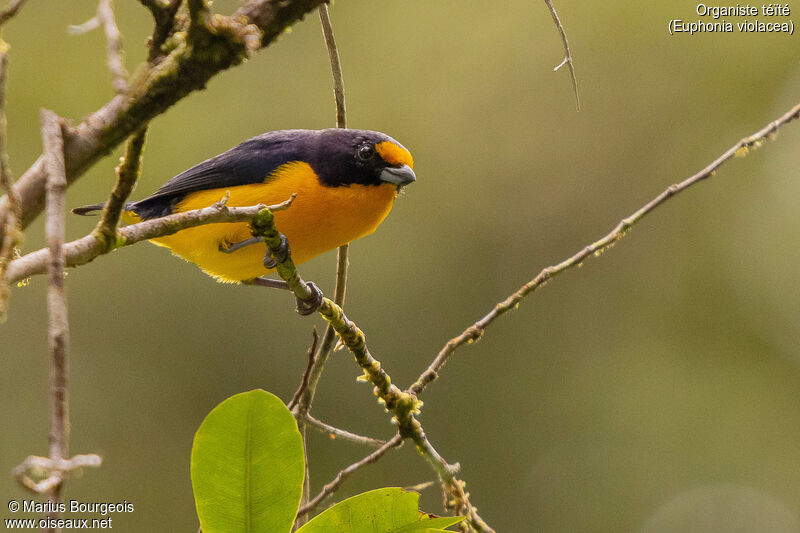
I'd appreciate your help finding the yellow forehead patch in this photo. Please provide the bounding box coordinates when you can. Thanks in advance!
[375,141,414,169]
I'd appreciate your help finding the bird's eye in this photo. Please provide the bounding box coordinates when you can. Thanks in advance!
[357,144,375,161]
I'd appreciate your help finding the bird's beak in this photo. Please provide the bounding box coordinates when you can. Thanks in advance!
[380,164,416,187]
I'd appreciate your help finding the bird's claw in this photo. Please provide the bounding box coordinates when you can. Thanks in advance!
[263,234,290,268]
[296,281,323,316]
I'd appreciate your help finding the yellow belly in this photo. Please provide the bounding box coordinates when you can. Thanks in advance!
[135,162,399,283]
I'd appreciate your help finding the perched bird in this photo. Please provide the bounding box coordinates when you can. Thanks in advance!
[73,129,415,283]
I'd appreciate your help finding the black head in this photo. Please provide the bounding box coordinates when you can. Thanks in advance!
[304,129,416,188]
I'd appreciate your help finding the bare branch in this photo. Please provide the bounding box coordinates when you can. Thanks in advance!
[69,0,129,93]
[67,17,101,35]
[288,325,318,410]
[0,0,26,27]
[294,0,349,421]
[98,0,128,93]
[543,0,579,111]
[318,4,346,129]
[403,480,436,492]
[410,101,800,396]
[41,109,69,520]
[14,454,102,494]
[0,37,20,320]
[296,434,404,518]
[302,414,387,447]
[293,9,349,510]
[6,195,296,284]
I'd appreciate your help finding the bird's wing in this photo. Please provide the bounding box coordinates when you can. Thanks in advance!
[131,131,309,219]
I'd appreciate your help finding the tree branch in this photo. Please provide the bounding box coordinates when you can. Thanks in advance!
[297,433,403,516]
[0,0,326,246]
[0,0,26,27]
[0,26,19,320]
[13,454,102,494]
[41,109,69,525]
[543,0,579,110]
[97,0,129,93]
[249,208,496,532]
[6,195,295,284]
[94,129,147,250]
[318,4,346,129]
[68,0,131,76]
[302,414,387,447]
[296,434,404,518]
[295,2,350,417]
[138,0,182,61]
[293,6,349,523]
[409,101,800,396]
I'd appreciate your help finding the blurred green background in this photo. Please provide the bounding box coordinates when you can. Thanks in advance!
[2,1,800,531]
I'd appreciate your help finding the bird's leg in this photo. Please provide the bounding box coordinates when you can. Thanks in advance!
[246,277,323,316]
[249,277,290,290]
[219,237,263,254]
[218,234,290,268]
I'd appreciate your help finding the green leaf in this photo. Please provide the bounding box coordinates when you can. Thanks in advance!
[191,389,305,533]
[297,487,464,533]
[395,516,466,532]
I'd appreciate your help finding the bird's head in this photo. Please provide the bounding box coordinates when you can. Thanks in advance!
[309,129,416,189]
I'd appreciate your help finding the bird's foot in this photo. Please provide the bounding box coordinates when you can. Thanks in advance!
[263,234,290,268]
[295,281,324,316]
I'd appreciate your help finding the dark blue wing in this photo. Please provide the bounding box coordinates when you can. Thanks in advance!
[131,130,313,219]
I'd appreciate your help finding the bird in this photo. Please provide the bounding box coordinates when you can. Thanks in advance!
[73,129,415,283]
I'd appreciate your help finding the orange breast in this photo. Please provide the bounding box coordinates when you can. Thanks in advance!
[142,162,399,283]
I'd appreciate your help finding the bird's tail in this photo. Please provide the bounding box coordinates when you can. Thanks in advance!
[71,202,135,216]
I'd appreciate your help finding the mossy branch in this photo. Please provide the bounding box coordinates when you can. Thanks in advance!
[93,129,147,252]
[6,196,295,284]
[0,0,325,245]
[248,207,496,533]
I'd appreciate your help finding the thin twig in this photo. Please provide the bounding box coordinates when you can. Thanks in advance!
[543,0,579,111]
[410,101,800,396]
[41,109,69,525]
[0,0,26,27]
[294,8,349,521]
[294,0,349,419]
[13,454,102,494]
[0,34,20,320]
[303,414,387,447]
[94,128,147,248]
[403,480,436,492]
[67,17,100,35]
[69,0,129,93]
[6,195,296,284]
[296,434,404,517]
[318,3,346,129]
[289,325,318,410]
[97,0,128,93]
